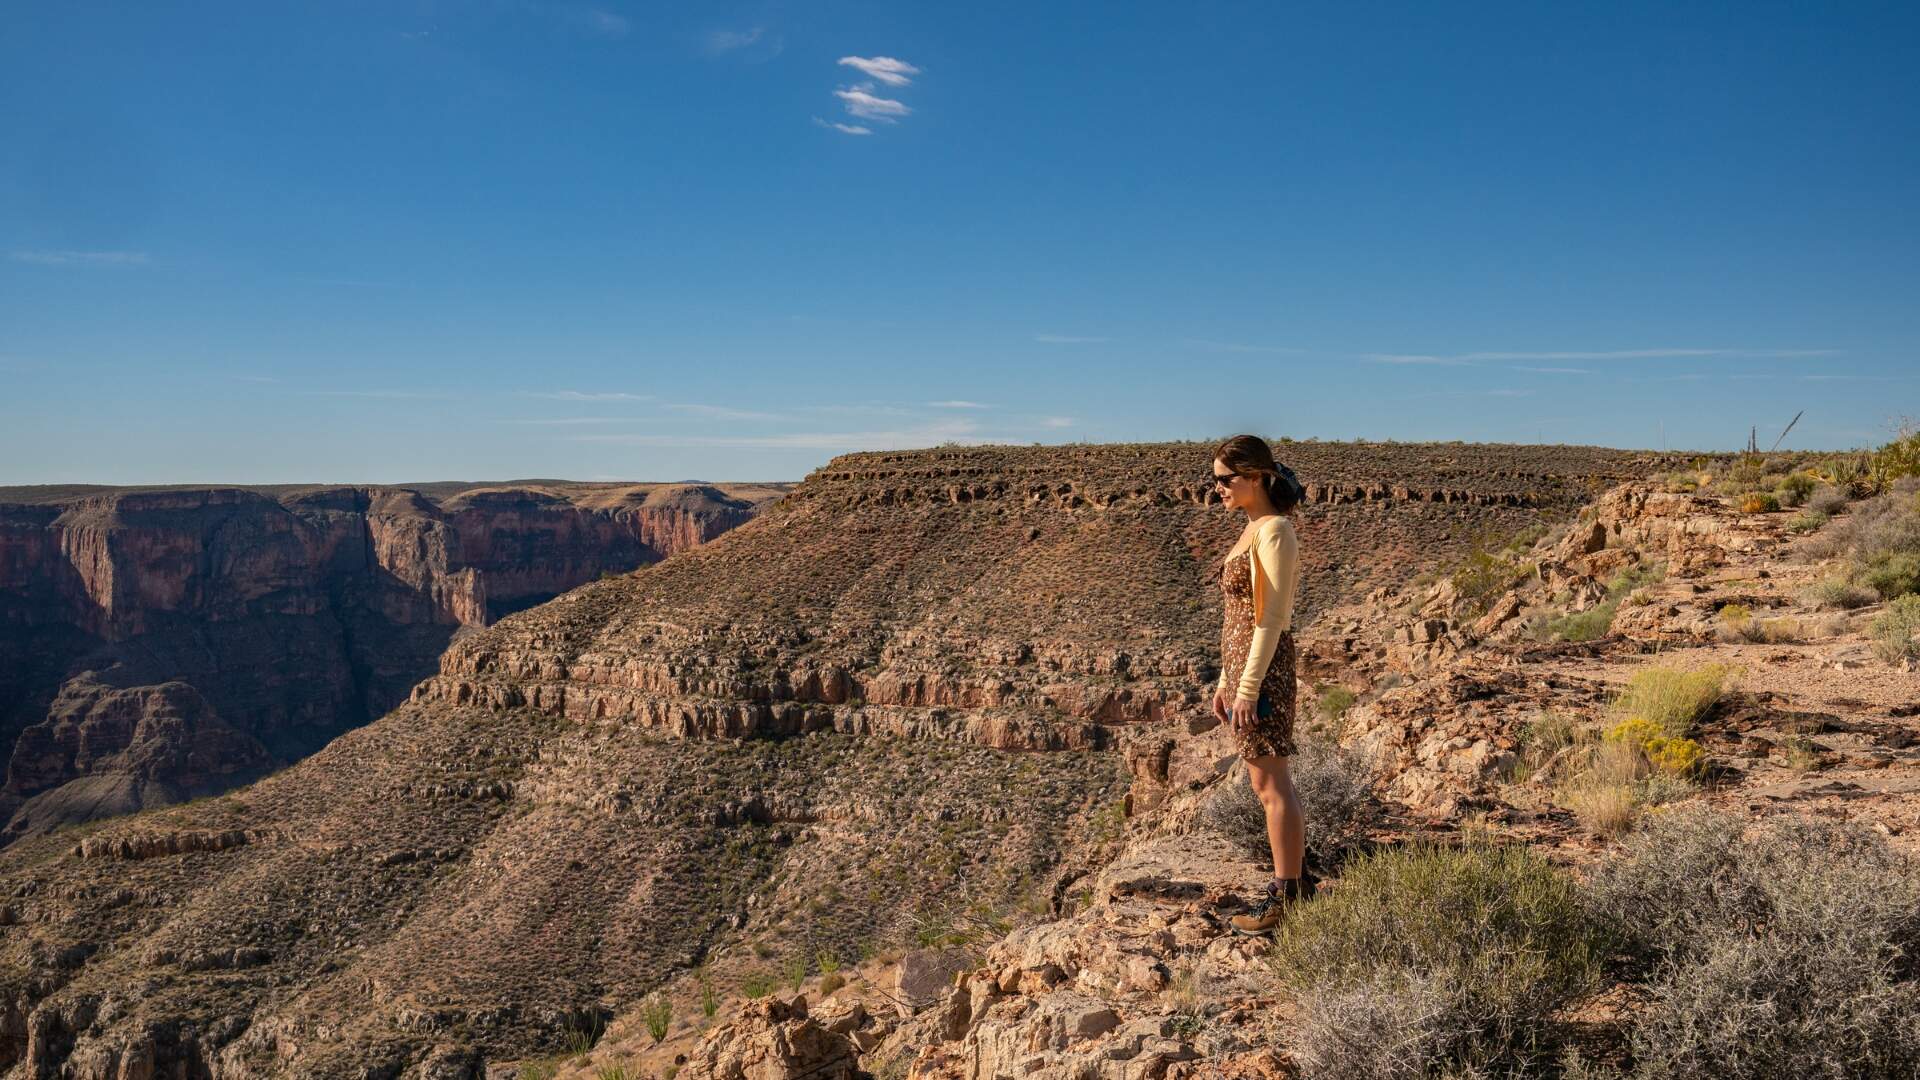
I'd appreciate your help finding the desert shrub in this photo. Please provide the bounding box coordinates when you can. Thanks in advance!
[1716,602,1751,624]
[1786,509,1827,534]
[817,971,845,994]
[1738,492,1780,514]
[739,971,773,999]
[1603,718,1704,777]
[1871,594,1920,664]
[1610,664,1730,738]
[1862,551,1920,601]
[1528,561,1666,644]
[518,1060,561,1080]
[1869,422,1920,490]
[1317,685,1357,726]
[1807,484,1850,515]
[1201,735,1378,867]
[1583,807,1920,1078]
[1272,840,1603,1077]
[1798,574,1878,610]
[1506,710,1576,784]
[1556,779,1640,838]
[1447,524,1542,617]
[1774,471,1816,507]
[639,994,672,1043]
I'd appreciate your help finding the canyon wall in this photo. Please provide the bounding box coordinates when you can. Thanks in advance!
[0,481,778,842]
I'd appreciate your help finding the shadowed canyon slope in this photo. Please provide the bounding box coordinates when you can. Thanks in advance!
[0,441,1685,1077]
[0,481,780,843]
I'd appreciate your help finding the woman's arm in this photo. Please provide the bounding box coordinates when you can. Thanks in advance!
[1235,517,1299,701]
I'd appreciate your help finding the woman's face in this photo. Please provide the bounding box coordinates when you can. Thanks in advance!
[1211,458,1248,509]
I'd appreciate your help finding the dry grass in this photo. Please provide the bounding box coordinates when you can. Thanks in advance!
[1610,664,1732,738]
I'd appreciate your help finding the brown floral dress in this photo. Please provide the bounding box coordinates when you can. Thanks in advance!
[1218,547,1298,759]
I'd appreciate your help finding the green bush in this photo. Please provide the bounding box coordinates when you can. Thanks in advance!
[1775,471,1816,507]
[1610,664,1730,738]
[1798,575,1878,610]
[639,994,672,1043]
[1316,685,1357,725]
[1272,840,1603,1076]
[1583,807,1920,1079]
[1871,595,1920,664]
[1862,551,1920,601]
[1807,485,1850,515]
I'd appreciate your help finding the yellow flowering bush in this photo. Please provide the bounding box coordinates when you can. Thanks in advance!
[1645,735,1706,776]
[1606,717,1705,776]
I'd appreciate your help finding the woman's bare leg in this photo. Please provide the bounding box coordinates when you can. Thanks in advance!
[1245,754,1305,879]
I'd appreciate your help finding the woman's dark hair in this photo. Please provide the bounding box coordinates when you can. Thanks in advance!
[1213,434,1306,514]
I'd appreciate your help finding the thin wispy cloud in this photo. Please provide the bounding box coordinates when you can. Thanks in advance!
[704,25,784,59]
[561,7,629,38]
[505,417,643,425]
[526,390,657,402]
[927,400,991,409]
[663,402,784,421]
[1364,353,1475,366]
[1373,347,1840,366]
[1461,348,1840,361]
[834,87,910,121]
[302,390,456,399]
[10,250,150,266]
[812,117,873,136]
[1036,334,1109,344]
[1185,339,1303,354]
[1412,388,1537,398]
[1513,366,1594,374]
[1040,416,1075,428]
[838,56,920,86]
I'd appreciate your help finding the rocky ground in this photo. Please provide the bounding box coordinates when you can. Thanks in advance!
[544,472,1919,1080]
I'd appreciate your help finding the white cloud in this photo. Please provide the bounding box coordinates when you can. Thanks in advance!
[927,400,990,409]
[9,250,150,266]
[838,56,920,86]
[1036,334,1109,344]
[1040,416,1075,428]
[1512,366,1594,374]
[834,86,911,122]
[812,117,873,136]
[525,390,657,402]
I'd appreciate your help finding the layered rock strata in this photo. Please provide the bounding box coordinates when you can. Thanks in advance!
[0,481,773,841]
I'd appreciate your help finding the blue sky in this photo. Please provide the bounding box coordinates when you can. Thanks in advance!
[3,1,1916,484]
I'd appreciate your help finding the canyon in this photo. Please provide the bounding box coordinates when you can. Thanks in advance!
[0,441,1691,1077]
[0,481,781,844]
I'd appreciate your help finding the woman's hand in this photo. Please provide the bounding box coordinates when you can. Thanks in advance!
[1212,687,1231,727]
[1230,695,1259,733]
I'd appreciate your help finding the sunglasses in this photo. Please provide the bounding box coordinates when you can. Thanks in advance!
[1208,471,1242,488]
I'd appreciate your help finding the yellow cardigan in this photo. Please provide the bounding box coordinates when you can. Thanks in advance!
[1215,513,1301,701]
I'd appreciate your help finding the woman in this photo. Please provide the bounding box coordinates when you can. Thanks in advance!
[1206,434,1318,936]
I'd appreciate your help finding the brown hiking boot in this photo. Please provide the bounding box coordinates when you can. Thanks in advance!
[1228,871,1318,936]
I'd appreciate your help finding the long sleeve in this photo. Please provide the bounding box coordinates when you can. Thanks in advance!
[1236,517,1299,701]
